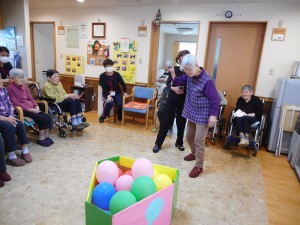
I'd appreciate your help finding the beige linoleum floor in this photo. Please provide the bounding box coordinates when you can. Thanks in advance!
[0,119,267,225]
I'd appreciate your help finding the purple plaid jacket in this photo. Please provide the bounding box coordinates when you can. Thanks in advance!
[0,87,14,117]
[182,68,220,125]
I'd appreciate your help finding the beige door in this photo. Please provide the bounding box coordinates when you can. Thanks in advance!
[205,22,266,120]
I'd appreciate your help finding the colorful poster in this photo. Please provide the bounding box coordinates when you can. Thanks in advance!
[65,55,84,75]
[87,41,110,65]
[113,40,138,84]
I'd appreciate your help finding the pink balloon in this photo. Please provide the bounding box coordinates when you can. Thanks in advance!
[118,168,124,177]
[96,160,119,185]
[115,175,134,191]
[131,158,154,179]
[124,170,132,176]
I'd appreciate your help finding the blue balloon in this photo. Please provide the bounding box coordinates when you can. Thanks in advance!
[92,182,116,210]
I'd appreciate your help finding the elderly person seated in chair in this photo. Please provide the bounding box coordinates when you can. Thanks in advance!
[6,68,54,147]
[0,78,32,166]
[235,84,264,147]
[42,69,89,130]
[98,59,128,123]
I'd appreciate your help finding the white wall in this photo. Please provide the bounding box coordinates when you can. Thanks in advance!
[1,0,31,78]
[29,3,300,98]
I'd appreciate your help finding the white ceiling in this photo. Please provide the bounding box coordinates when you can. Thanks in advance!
[29,0,300,9]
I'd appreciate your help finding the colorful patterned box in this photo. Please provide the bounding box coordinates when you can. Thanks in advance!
[85,156,179,225]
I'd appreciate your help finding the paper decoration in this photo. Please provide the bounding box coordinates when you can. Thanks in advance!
[113,40,138,84]
[65,55,84,74]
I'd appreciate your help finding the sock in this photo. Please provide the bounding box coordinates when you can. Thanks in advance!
[8,152,17,160]
[39,134,45,140]
[77,116,82,124]
[245,134,249,142]
[71,117,78,125]
[239,133,245,141]
[22,146,29,155]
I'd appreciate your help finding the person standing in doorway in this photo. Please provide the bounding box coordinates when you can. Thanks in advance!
[181,54,220,178]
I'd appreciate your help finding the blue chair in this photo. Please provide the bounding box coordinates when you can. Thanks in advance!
[122,86,157,129]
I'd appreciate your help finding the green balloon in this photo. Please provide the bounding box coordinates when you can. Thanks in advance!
[109,191,137,214]
[130,176,157,201]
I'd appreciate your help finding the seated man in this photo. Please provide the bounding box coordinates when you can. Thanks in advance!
[42,69,89,130]
[235,84,264,147]
[7,68,54,147]
[0,78,32,166]
[98,59,128,123]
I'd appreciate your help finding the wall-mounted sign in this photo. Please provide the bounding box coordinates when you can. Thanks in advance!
[271,28,286,41]
[138,26,147,37]
[58,26,65,35]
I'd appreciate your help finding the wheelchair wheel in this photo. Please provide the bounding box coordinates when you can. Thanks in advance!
[59,129,66,138]
[219,118,225,139]
[252,144,259,157]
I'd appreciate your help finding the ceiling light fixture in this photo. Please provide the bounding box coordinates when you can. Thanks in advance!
[176,27,193,34]
[77,0,84,2]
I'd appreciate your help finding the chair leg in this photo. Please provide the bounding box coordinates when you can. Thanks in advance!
[122,109,124,126]
[114,105,117,123]
[146,109,149,129]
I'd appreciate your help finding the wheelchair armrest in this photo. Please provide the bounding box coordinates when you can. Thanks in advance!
[39,95,56,102]
[36,100,49,114]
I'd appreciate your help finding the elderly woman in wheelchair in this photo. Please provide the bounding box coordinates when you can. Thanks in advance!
[224,85,265,156]
[7,68,53,147]
[42,69,89,136]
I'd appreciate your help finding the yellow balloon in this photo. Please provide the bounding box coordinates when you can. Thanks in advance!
[153,174,172,191]
[153,169,159,178]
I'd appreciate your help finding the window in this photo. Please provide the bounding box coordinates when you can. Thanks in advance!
[179,42,197,56]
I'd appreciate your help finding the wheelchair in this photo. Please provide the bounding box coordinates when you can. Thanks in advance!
[224,107,266,156]
[28,83,87,138]
[206,91,227,145]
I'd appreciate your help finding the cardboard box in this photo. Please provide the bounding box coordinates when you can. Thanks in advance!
[85,156,179,225]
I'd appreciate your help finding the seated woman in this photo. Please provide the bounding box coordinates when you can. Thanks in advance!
[235,84,264,147]
[42,69,89,130]
[0,46,13,84]
[7,68,54,147]
[0,78,32,166]
[98,59,128,123]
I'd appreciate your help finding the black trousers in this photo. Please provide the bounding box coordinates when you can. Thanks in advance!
[23,111,52,130]
[101,93,123,119]
[57,98,82,116]
[235,116,258,134]
[155,91,186,147]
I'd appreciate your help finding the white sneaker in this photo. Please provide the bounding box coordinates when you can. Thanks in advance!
[238,139,249,147]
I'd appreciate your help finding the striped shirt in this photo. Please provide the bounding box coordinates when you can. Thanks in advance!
[182,68,220,125]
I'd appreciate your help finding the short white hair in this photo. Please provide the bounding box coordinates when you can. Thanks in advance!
[181,54,198,68]
[9,68,24,78]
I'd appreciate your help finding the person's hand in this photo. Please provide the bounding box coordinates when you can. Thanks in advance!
[247,113,255,117]
[208,116,217,128]
[29,108,40,114]
[171,86,184,95]
[107,95,113,102]
[5,116,19,127]
[124,93,129,98]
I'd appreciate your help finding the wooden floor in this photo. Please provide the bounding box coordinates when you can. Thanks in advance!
[86,111,300,225]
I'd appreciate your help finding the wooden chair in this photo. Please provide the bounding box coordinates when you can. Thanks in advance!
[122,86,157,129]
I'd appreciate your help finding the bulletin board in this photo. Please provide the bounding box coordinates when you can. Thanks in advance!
[112,39,138,84]
[65,55,84,75]
[87,43,110,65]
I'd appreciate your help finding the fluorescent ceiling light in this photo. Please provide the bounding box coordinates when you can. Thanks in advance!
[77,0,84,2]
[176,27,193,34]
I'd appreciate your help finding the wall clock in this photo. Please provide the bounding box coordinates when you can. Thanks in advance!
[225,11,233,18]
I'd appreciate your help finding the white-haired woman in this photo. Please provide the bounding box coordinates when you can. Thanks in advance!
[6,68,53,147]
[181,54,220,178]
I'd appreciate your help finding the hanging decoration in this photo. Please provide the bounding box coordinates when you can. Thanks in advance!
[152,8,162,26]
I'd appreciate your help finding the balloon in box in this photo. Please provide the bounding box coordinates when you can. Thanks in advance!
[85,156,179,225]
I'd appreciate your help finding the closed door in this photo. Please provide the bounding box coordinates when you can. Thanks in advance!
[205,22,266,120]
[31,22,55,86]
